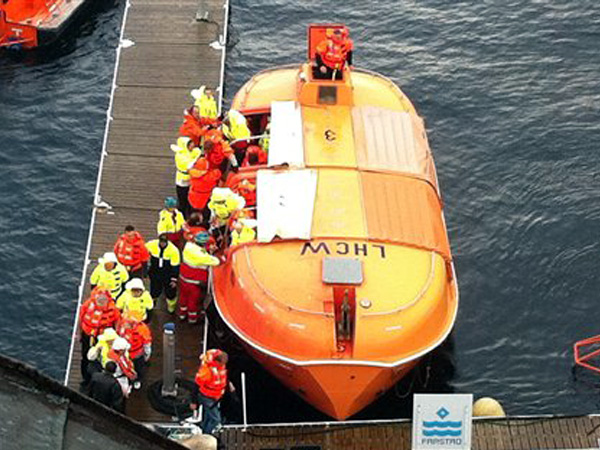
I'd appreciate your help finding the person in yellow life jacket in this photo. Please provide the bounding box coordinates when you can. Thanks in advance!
[172,136,202,219]
[116,313,151,390]
[208,188,246,246]
[106,337,137,396]
[179,232,220,324]
[190,349,233,435]
[222,109,251,162]
[157,196,185,248]
[190,85,218,125]
[146,234,180,314]
[230,218,257,246]
[79,288,121,384]
[116,278,154,322]
[258,121,270,153]
[90,252,129,299]
[86,327,118,377]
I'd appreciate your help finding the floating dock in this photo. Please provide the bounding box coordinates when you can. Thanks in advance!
[64,0,229,423]
[62,1,600,448]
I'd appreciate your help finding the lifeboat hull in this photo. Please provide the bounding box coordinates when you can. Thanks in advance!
[0,0,97,50]
[245,344,418,420]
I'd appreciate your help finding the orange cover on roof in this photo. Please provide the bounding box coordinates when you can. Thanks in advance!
[361,172,451,261]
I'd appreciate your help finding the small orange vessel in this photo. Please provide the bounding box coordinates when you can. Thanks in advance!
[212,24,459,420]
[0,0,94,50]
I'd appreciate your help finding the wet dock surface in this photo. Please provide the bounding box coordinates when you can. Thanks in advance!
[65,0,228,423]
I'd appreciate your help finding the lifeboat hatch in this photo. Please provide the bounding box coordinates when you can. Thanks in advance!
[322,257,362,285]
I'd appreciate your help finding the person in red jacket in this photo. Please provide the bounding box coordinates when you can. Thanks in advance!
[79,287,121,384]
[116,314,152,390]
[204,129,236,173]
[179,106,205,147]
[241,145,267,167]
[114,225,150,278]
[190,349,233,435]
[188,147,222,212]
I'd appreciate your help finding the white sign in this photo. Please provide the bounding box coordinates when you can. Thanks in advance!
[412,393,473,450]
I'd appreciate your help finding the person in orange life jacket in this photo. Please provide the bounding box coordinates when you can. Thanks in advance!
[114,225,150,279]
[106,337,137,396]
[188,141,222,212]
[86,361,124,413]
[203,128,237,174]
[179,106,205,147]
[314,28,352,80]
[178,232,220,324]
[190,349,234,435]
[145,233,180,314]
[157,196,185,249]
[241,145,267,168]
[116,313,151,390]
[79,287,121,384]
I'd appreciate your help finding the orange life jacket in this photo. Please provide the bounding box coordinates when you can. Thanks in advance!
[204,129,233,169]
[316,39,345,70]
[80,288,120,337]
[195,353,227,400]
[242,145,268,167]
[189,158,221,210]
[107,349,137,380]
[116,319,152,359]
[114,231,150,270]
[179,112,205,147]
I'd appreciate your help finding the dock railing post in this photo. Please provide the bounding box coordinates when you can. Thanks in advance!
[161,323,178,397]
[242,372,248,431]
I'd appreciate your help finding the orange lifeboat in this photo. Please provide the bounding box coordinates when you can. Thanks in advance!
[0,0,94,50]
[212,24,459,420]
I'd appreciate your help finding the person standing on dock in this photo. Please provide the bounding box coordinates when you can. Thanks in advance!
[157,196,185,248]
[116,313,152,390]
[172,136,202,219]
[114,225,150,279]
[179,232,220,324]
[116,278,154,322]
[190,349,233,436]
[106,337,137,397]
[79,288,121,384]
[90,252,129,299]
[145,233,180,314]
[87,361,124,413]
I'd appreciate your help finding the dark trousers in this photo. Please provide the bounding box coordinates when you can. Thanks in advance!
[80,335,92,383]
[149,272,177,300]
[133,355,147,383]
[199,394,221,435]
[176,185,191,219]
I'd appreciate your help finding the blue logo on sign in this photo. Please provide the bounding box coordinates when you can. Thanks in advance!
[422,406,462,437]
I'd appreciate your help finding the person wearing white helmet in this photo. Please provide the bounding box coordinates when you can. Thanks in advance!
[90,252,129,299]
[106,337,136,396]
[116,278,154,322]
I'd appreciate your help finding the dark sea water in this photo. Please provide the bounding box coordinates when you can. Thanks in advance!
[1,0,600,421]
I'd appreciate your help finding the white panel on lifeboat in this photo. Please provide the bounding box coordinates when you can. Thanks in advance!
[267,101,305,167]
[256,169,317,242]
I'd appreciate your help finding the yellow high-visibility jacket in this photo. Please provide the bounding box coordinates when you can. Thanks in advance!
[90,263,129,298]
[116,290,154,321]
[157,208,185,235]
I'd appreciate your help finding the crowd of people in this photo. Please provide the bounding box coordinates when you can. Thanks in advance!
[78,25,353,434]
[79,83,265,433]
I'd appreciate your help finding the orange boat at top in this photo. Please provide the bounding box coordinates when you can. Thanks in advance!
[0,0,94,50]
[212,24,459,420]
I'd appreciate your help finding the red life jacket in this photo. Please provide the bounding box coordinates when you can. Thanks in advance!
[117,319,152,359]
[195,358,227,400]
[114,231,150,270]
[107,349,137,380]
[80,289,120,337]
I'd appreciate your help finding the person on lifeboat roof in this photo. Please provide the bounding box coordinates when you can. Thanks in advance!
[314,26,354,80]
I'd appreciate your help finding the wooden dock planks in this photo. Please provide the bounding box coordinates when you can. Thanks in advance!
[65,0,228,424]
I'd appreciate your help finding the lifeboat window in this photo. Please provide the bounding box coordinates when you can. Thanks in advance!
[318,86,337,105]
